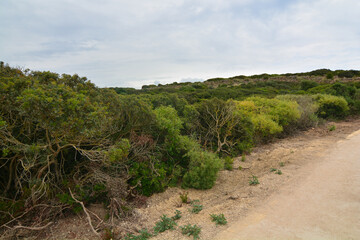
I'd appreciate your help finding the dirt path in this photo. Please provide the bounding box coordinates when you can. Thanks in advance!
[214,129,360,240]
[39,118,360,240]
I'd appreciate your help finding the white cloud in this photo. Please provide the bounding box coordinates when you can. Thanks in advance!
[0,0,359,88]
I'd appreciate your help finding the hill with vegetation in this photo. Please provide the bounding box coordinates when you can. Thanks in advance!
[1,62,360,237]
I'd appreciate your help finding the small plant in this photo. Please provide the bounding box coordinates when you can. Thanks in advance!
[123,228,152,240]
[190,200,203,214]
[210,213,227,226]
[241,154,246,162]
[153,215,176,233]
[328,125,336,131]
[279,162,285,167]
[180,224,201,240]
[171,210,182,220]
[249,175,259,185]
[224,157,234,171]
[270,168,277,172]
[180,191,189,203]
[275,170,282,175]
[238,165,243,170]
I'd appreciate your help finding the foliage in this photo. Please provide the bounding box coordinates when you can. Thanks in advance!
[276,95,319,130]
[313,94,349,119]
[171,210,182,220]
[224,156,234,170]
[182,149,223,189]
[179,192,189,203]
[180,224,201,240]
[189,200,203,214]
[210,213,227,226]
[153,215,177,233]
[328,125,336,131]
[249,175,259,185]
[123,229,152,240]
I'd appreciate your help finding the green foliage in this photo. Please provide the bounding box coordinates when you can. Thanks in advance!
[276,95,319,130]
[171,210,182,220]
[279,162,285,167]
[301,80,319,91]
[124,229,152,240]
[276,170,282,175]
[190,200,203,214]
[153,215,177,233]
[182,149,223,189]
[224,157,234,170]
[210,213,227,226]
[179,191,189,203]
[313,94,349,119]
[180,224,201,240]
[328,125,336,131]
[249,175,259,185]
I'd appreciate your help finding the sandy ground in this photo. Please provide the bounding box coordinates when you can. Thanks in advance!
[14,118,360,240]
[214,127,360,240]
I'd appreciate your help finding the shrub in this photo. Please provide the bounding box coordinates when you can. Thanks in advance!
[224,157,234,170]
[249,175,259,185]
[182,149,223,189]
[180,224,201,240]
[276,95,319,130]
[301,80,319,91]
[179,191,189,203]
[124,229,152,240]
[313,94,349,119]
[171,210,182,220]
[210,213,227,226]
[153,215,177,233]
[190,200,203,214]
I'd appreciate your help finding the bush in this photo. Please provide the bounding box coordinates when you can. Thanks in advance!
[153,215,177,233]
[210,213,227,226]
[301,80,319,91]
[180,224,201,240]
[313,94,349,119]
[276,95,319,130]
[182,149,223,189]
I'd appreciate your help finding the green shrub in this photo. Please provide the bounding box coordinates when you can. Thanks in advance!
[313,94,349,119]
[180,224,201,240]
[190,200,203,214]
[210,213,227,225]
[301,80,319,91]
[328,125,336,131]
[171,210,182,220]
[276,95,319,130]
[182,150,223,189]
[224,157,234,170]
[179,191,189,203]
[153,215,177,233]
[124,229,152,240]
[249,175,259,185]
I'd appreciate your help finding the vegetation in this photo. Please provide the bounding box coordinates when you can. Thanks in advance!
[1,62,360,236]
[190,200,203,214]
[153,215,177,233]
[249,175,260,185]
[210,213,227,226]
[180,224,201,240]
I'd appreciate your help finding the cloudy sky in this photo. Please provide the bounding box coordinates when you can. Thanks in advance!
[1,0,359,88]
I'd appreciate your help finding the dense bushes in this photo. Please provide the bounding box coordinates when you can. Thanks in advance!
[1,63,360,231]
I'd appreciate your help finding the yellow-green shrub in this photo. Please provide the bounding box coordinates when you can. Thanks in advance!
[312,94,349,119]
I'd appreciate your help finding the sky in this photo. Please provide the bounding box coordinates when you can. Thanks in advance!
[1,0,359,88]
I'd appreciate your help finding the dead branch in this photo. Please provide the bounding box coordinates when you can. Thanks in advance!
[12,221,53,231]
[68,188,100,237]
